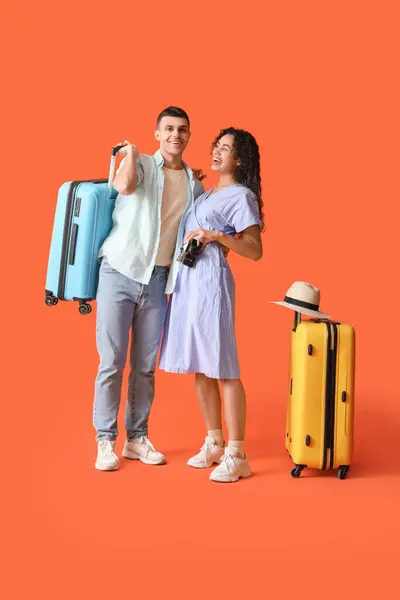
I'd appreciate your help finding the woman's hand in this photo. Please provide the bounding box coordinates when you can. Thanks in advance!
[185,226,262,261]
[184,229,222,250]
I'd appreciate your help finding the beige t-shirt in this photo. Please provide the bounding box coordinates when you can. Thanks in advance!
[155,167,188,266]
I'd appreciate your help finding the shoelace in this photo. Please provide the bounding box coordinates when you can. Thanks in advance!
[200,440,215,462]
[219,453,238,473]
[100,441,115,458]
[138,436,156,457]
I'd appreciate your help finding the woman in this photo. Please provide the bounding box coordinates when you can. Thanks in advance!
[159,127,264,483]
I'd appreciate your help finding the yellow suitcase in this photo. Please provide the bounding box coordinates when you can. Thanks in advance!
[286,313,355,479]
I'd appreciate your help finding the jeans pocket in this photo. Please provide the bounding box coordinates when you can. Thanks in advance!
[154,267,168,284]
[100,258,115,273]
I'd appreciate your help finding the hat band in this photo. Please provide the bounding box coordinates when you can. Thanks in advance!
[284,296,319,311]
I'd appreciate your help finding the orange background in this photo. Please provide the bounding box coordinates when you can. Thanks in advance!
[2,1,400,598]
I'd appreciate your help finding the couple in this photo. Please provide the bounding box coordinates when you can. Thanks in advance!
[93,106,264,483]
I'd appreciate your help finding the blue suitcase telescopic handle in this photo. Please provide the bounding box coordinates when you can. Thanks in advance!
[112,144,125,155]
[108,145,126,197]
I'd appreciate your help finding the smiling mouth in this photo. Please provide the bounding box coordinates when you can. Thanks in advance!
[212,157,222,164]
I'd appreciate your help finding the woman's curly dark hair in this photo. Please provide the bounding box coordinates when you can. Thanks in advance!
[212,127,264,231]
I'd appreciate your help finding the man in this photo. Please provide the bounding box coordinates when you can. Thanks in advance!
[93,106,205,471]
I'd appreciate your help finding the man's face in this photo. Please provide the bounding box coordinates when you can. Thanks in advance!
[155,117,191,156]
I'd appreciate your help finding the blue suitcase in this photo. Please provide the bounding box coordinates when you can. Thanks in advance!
[45,146,122,314]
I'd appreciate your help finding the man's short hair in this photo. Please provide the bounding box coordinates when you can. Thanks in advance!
[156,106,190,129]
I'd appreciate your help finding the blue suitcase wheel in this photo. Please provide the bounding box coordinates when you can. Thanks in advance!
[79,303,92,315]
[45,295,58,306]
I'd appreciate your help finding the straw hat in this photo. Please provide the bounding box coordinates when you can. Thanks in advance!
[270,281,331,319]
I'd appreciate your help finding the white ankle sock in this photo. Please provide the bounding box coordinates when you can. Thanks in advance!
[207,429,224,447]
[227,440,245,458]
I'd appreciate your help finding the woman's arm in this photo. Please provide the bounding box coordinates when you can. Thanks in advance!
[220,226,262,261]
[184,225,263,261]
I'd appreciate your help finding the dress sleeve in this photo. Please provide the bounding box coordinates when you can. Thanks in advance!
[223,188,262,233]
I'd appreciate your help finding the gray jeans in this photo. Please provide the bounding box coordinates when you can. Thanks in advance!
[93,258,168,441]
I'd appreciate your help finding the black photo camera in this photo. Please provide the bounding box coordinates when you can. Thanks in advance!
[177,239,203,268]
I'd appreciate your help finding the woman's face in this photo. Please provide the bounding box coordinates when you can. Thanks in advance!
[211,134,239,175]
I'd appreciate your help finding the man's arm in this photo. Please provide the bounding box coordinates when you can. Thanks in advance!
[113,141,141,195]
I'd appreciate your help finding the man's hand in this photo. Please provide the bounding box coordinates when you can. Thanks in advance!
[115,140,140,159]
[192,168,207,182]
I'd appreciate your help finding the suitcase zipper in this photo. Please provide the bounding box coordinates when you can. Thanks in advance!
[329,324,338,469]
[58,181,80,300]
[322,323,338,470]
[57,179,108,301]
[322,324,332,470]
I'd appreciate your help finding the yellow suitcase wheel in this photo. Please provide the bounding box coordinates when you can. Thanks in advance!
[338,466,350,480]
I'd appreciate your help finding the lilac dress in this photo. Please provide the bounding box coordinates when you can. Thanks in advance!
[158,184,262,379]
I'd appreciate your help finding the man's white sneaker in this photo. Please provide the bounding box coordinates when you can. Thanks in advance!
[95,440,120,471]
[187,436,225,469]
[122,436,166,465]
[210,448,252,483]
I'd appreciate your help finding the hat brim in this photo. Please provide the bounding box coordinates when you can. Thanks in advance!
[270,301,331,320]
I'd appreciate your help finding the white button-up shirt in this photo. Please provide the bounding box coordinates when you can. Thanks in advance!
[99,150,204,294]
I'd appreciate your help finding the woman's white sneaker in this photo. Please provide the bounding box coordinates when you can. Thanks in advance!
[122,436,166,465]
[187,436,225,469]
[95,440,120,471]
[210,448,252,482]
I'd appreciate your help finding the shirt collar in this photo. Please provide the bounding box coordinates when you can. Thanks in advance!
[153,149,192,177]
[154,149,164,167]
